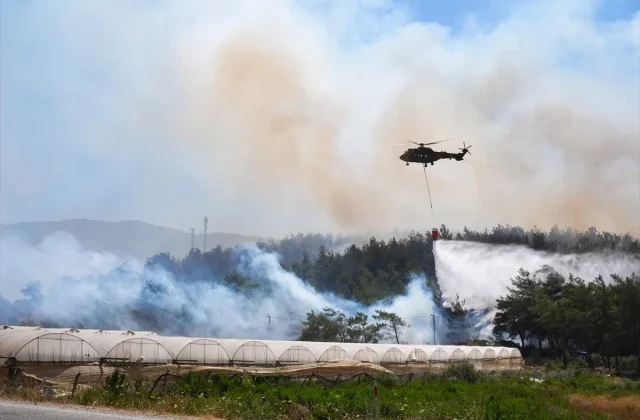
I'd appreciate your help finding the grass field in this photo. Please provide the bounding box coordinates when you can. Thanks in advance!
[2,364,639,419]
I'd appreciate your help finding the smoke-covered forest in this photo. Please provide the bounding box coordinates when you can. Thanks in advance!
[129,223,640,364]
[148,224,639,305]
[2,223,639,368]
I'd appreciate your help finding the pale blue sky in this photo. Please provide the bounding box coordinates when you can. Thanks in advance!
[1,0,638,236]
[406,0,639,24]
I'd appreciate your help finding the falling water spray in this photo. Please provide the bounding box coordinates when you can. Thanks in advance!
[433,239,640,336]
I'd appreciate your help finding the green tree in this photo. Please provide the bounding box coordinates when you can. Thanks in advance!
[298,307,350,342]
[611,274,640,370]
[223,271,258,291]
[347,312,384,343]
[439,224,453,240]
[493,269,539,348]
[445,294,474,343]
[372,310,409,344]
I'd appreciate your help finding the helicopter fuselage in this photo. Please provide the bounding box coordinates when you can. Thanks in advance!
[399,147,467,167]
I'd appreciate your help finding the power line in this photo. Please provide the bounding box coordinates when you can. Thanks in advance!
[241,317,266,321]
[241,313,440,344]
[243,314,439,323]
[241,315,306,322]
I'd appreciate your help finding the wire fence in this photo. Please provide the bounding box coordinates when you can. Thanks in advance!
[141,369,506,394]
[4,361,528,399]
[65,366,519,396]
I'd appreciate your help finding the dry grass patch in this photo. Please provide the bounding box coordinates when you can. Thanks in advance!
[569,394,640,420]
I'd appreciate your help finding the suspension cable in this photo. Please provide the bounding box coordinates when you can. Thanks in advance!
[423,165,435,225]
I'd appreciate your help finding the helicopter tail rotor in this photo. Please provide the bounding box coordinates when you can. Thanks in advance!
[459,142,472,155]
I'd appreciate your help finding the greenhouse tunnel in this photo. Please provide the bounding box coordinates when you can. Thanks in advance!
[0,327,524,368]
[0,331,100,364]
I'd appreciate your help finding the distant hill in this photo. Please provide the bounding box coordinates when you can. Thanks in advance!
[0,219,264,261]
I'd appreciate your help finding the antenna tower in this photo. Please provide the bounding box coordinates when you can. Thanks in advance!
[190,228,195,251]
[203,217,208,252]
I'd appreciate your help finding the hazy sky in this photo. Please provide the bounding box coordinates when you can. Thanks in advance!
[1,0,639,237]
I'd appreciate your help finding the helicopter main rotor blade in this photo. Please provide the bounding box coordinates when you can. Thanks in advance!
[407,138,451,147]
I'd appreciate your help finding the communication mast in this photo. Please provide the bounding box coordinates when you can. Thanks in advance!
[190,228,195,251]
[203,217,208,252]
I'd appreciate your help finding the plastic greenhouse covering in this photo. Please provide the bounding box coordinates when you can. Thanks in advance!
[0,326,522,366]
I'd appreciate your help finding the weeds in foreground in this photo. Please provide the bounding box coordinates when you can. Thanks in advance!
[2,365,639,419]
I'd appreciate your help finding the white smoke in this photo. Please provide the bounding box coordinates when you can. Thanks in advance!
[3,1,639,237]
[0,233,445,344]
[0,231,126,300]
[433,239,640,336]
[5,233,636,344]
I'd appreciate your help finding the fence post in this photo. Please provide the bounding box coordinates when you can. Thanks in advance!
[373,379,380,420]
[11,367,22,387]
[163,369,169,394]
[72,372,81,397]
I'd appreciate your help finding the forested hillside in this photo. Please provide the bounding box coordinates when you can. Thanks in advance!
[139,224,639,367]
[147,224,639,305]
[5,223,637,367]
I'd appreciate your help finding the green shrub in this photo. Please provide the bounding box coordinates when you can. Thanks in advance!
[53,369,639,419]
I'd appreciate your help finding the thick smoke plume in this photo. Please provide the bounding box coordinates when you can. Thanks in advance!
[142,0,640,236]
[3,1,639,237]
[2,233,638,343]
[0,233,447,344]
[433,239,640,335]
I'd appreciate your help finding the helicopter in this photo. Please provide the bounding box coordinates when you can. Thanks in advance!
[397,139,472,167]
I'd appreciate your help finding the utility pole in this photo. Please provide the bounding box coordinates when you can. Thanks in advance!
[190,228,195,251]
[431,314,436,345]
[203,217,208,252]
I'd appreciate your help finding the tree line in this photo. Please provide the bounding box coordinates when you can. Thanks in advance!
[145,223,638,307]
[297,308,409,344]
[4,223,637,360]
[294,293,483,347]
[151,223,635,363]
[493,268,639,369]
[442,224,639,253]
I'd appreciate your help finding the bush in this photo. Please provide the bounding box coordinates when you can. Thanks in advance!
[55,370,640,419]
[442,363,481,383]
